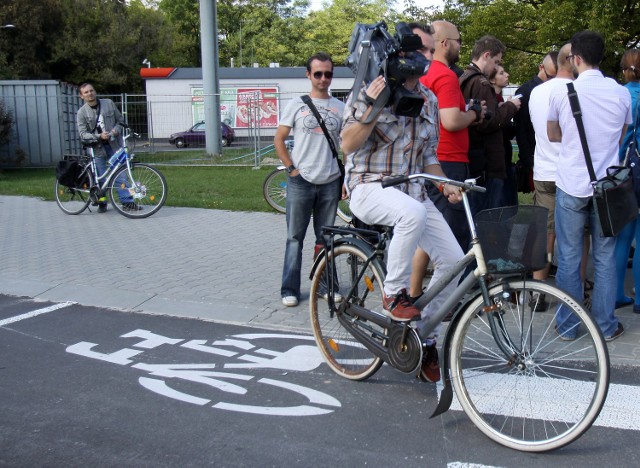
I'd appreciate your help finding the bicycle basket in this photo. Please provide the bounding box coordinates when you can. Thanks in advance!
[475,205,548,274]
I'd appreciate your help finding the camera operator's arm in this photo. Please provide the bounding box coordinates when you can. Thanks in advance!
[341,76,387,154]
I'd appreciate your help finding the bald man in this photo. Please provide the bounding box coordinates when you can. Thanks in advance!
[514,51,559,190]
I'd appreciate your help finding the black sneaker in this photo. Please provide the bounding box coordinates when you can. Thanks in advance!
[529,293,549,312]
[122,202,143,211]
[97,204,108,213]
[605,323,624,342]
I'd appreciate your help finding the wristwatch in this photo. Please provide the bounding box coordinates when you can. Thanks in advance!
[286,165,296,174]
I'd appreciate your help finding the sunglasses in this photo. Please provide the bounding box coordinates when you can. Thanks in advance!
[312,71,333,80]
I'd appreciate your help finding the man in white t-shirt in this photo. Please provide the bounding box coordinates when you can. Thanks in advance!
[274,52,345,307]
[547,31,632,341]
[528,43,573,304]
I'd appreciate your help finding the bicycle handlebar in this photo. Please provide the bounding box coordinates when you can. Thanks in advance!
[381,174,486,193]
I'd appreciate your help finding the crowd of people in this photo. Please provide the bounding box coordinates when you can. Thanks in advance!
[274,22,638,382]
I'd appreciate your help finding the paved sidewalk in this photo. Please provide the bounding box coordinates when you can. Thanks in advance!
[1,195,639,366]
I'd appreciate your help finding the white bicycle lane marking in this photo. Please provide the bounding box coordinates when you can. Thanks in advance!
[0,302,75,327]
[66,329,341,416]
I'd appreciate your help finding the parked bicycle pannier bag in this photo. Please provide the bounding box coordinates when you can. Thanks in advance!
[567,82,638,237]
[593,166,638,237]
[55,159,81,187]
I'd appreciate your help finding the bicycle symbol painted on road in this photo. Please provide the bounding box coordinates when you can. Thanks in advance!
[66,329,341,416]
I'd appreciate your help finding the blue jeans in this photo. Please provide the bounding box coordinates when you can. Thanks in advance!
[555,188,618,338]
[96,144,133,203]
[281,175,340,299]
[426,161,471,252]
[471,176,506,214]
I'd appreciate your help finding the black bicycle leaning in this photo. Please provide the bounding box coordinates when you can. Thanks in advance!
[308,173,609,452]
[55,126,167,219]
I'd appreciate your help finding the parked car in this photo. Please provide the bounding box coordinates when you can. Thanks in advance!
[168,121,235,148]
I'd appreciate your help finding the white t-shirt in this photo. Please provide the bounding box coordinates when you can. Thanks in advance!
[547,70,632,197]
[529,77,572,182]
[279,96,345,185]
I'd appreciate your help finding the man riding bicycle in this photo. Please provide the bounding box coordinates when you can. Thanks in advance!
[341,70,464,383]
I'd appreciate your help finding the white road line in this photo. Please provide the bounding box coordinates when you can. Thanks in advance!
[0,301,75,327]
[440,376,640,431]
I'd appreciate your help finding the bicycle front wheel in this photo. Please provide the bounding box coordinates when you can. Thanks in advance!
[337,198,352,223]
[449,279,609,452]
[263,168,287,213]
[54,179,91,215]
[310,243,386,380]
[109,163,167,219]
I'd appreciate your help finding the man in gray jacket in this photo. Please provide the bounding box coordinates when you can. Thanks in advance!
[76,82,139,212]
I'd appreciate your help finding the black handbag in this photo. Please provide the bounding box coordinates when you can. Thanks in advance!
[567,83,638,237]
[300,95,344,197]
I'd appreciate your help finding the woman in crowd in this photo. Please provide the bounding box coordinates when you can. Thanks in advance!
[614,49,640,313]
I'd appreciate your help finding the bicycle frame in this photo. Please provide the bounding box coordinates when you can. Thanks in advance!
[83,129,135,196]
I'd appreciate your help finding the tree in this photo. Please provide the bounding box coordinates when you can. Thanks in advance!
[442,0,640,84]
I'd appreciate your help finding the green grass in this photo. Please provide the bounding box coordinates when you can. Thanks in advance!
[0,165,281,212]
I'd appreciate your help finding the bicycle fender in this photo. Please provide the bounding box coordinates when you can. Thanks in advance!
[431,282,486,418]
[308,237,378,281]
[431,275,521,418]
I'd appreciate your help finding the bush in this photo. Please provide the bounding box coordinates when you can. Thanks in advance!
[0,99,13,145]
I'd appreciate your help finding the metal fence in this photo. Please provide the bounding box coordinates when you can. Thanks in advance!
[0,83,345,168]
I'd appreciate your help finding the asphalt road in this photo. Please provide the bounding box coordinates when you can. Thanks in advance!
[2,295,640,467]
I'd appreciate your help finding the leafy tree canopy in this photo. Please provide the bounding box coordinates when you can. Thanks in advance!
[2,0,640,91]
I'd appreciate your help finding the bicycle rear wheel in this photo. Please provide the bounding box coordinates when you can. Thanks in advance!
[263,168,287,213]
[54,179,92,215]
[310,243,386,380]
[109,163,167,219]
[449,279,609,452]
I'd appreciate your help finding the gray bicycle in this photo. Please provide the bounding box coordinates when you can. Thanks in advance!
[309,173,609,452]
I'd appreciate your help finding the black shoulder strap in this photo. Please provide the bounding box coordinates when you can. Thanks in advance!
[301,95,338,158]
[566,82,597,182]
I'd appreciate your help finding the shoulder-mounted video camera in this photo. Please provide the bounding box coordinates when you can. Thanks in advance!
[345,21,430,120]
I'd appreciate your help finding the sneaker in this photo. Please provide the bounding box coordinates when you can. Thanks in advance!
[122,202,143,211]
[97,204,108,213]
[529,293,549,312]
[418,343,440,383]
[282,296,299,307]
[605,323,624,342]
[382,289,420,321]
[321,292,343,303]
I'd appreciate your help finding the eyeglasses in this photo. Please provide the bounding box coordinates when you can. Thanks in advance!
[444,37,462,45]
[542,67,556,80]
[312,71,333,80]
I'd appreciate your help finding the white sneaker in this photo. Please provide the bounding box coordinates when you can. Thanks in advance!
[321,292,343,303]
[282,296,299,307]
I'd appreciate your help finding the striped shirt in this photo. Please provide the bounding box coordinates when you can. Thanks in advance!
[342,83,440,198]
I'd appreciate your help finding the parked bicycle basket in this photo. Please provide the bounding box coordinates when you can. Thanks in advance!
[475,205,548,274]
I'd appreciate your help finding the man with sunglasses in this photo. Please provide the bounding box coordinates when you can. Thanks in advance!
[514,51,558,193]
[274,52,345,308]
